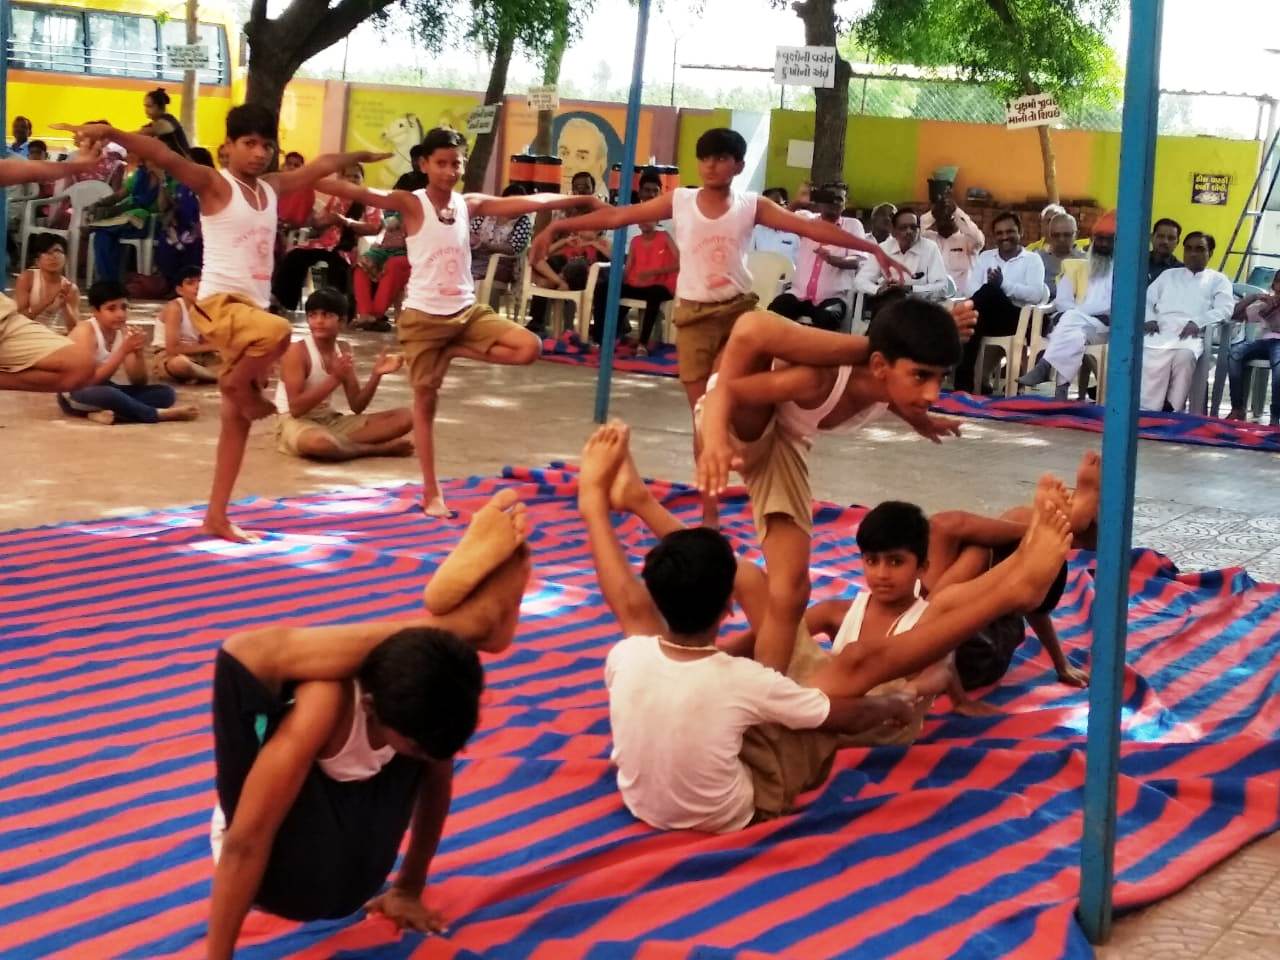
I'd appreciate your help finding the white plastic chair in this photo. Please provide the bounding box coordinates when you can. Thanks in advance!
[519,259,595,337]
[746,251,794,307]
[478,252,525,317]
[20,180,113,282]
[85,215,158,285]
[974,285,1051,397]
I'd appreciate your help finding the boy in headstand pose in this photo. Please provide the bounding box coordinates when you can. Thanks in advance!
[57,112,389,541]
[530,128,910,525]
[315,127,604,518]
[275,287,414,461]
[694,301,969,679]
[579,422,1073,829]
[0,156,104,393]
[209,489,531,958]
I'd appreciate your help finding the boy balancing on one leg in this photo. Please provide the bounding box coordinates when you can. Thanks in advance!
[530,128,910,525]
[208,489,531,958]
[56,111,390,541]
[275,287,414,461]
[579,422,1074,829]
[315,126,604,518]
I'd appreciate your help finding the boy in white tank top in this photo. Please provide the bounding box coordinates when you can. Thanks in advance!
[531,128,910,525]
[58,113,389,542]
[0,157,102,394]
[274,287,413,461]
[208,488,532,954]
[695,301,973,682]
[151,266,219,383]
[315,127,601,517]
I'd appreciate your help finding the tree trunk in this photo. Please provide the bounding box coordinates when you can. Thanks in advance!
[181,0,199,144]
[793,0,850,187]
[1036,124,1059,203]
[531,8,569,156]
[244,47,295,121]
[463,23,515,193]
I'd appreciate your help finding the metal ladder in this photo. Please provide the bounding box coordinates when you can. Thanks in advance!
[1218,126,1280,283]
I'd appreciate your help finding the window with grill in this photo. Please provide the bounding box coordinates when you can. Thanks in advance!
[160,21,227,85]
[10,5,85,73]
[87,11,159,78]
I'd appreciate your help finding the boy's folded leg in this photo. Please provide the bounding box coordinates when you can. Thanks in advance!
[194,293,292,377]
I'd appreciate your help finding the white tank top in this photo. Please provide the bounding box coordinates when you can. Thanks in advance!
[404,190,474,315]
[197,169,277,308]
[83,317,131,386]
[670,187,758,302]
[831,592,929,655]
[153,299,200,347]
[27,270,67,326]
[317,680,397,782]
[274,334,348,415]
[774,363,854,446]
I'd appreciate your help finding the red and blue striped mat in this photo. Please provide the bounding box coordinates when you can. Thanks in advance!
[2,466,1277,959]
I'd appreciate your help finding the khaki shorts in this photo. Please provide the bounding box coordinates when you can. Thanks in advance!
[276,408,372,457]
[740,418,813,539]
[0,302,73,373]
[193,294,292,374]
[397,303,527,390]
[672,292,758,384]
[149,349,221,382]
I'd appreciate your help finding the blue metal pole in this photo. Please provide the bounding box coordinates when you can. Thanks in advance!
[593,0,650,423]
[0,0,10,280]
[1078,0,1164,943]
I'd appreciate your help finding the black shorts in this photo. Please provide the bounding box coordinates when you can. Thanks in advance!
[212,649,423,921]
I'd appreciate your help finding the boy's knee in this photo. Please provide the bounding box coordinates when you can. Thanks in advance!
[515,333,542,364]
[298,431,341,458]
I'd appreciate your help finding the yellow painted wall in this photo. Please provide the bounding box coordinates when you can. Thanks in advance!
[676,109,731,186]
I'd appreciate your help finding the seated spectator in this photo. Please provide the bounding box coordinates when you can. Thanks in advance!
[625,171,671,245]
[49,121,125,228]
[87,155,164,283]
[15,233,80,332]
[56,280,197,425]
[276,151,316,235]
[155,146,214,290]
[921,193,984,297]
[868,202,896,244]
[25,141,56,197]
[1141,232,1232,412]
[272,162,382,311]
[353,211,410,330]
[394,144,428,192]
[747,185,793,263]
[1037,212,1085,301]
[1026,204,1067,252]
[151,266,218,384]
[10,116,32,158]
[853,208,949,317]
[1226,270,1280,426]
[529,228,612,337]
[138,88,192,158]
[1148,217,1183,284]
[956,211,1047,393]
[275,288,413,461]
[590,211,678,351]
[768,187,861,331]
[470,182,533,305]
[1019,212,1116,399]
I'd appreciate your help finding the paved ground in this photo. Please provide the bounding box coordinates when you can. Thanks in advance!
[2,323,1278,957]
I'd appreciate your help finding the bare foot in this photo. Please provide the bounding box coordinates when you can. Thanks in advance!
[607,429,651,514]
[201,516,260,544]
[701,492,720,530]
[1070,450,1100,537]
[158,404,200,422]
[1003,487,1073,612]
[223,382,277,422]
[578,422,629,496]
[379,438,415,457]
[86,410,115,425]
[424,488,528,615]
[422,492,452,518]
[467,546,533,654]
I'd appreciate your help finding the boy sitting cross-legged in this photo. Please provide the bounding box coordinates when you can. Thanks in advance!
[151,266,219,384]
[274,287,414,462]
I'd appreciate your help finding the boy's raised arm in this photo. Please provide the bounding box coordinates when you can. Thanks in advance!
[314,177,416,216]
[53,123,219,193]
[270,151,391,194]
[0,156,97,187]
[466,191,604,220]
[528,193,674,263]
[756,197,910,283]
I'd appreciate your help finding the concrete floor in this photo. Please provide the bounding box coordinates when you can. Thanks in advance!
[2,325,1279,957]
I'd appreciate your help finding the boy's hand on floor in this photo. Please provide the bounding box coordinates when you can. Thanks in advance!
[365,886,447,934]
[904,414,961,444]
[1057,663,1090,687]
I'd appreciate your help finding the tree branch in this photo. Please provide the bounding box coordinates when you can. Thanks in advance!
[284,0,401,65]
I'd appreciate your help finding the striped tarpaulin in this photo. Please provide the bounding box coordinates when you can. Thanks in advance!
[2,465,1277,959]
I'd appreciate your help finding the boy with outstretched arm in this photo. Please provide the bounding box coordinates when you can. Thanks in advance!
[57,110,389,541]
[531,128,910,525]
[315,127,603,518]
[208,489,531,958]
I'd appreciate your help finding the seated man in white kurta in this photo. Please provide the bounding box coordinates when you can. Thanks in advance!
[1018,211,1116,400]
[1140,232,1232,412]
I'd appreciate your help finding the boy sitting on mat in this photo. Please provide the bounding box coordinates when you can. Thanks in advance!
[275,287,414,462]
[208,489,531,958]
[579,421,1074,830]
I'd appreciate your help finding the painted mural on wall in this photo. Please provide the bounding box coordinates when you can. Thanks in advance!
[344,87,481,188]
[503,101,654,196]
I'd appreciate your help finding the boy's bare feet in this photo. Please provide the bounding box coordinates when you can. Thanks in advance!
[379,438,414,457]
[607,428,651,514]
[158,404,199,422]
[86,410,115,425]
[1070,450,1101,538]
[223,382,276,421]
[1003,483,1074,612]
[422,489,451,518]
[424,488,529,615]
[579,421,629,495]
[201,516,261,544]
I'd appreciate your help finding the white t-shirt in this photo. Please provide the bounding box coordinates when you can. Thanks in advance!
[670,187,758,303]
[605,634,830,833]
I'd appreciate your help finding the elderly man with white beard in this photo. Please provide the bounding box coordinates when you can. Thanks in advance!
[1018,211,1117,400]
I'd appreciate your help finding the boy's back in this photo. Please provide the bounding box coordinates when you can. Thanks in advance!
[605,634,829,833]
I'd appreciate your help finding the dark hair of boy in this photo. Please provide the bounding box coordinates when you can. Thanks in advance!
[422,127,467,158]
[991,210,1022,232]
[409,144,426,164]
[189,146,215,168]
[869,297,963,369]
[304,286,350,319]
[695,128,747,163]
[29,232,66,261]
[856,501,931,565]
[357,628,485,759]
[641,527,737,636]
[763,186,789,205]
[1183,230,1216,253]
[1152,217,1182,237]
[28,139,46,155]
[572,170,596,191]
[285,150,305,164]
[88,279,128,309]
[638,170,663,190]
[225,103,278,143]
[177,265,202,285]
